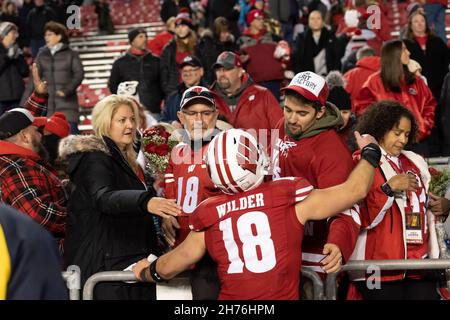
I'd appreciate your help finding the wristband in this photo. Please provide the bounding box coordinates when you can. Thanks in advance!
[361,143,381,168]
[381,182,394,197]
[149,258,167,283]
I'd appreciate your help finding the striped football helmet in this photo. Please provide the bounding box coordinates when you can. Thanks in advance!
[206,128,269,194]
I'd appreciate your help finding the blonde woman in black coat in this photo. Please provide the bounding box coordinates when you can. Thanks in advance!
[59,95,181,300]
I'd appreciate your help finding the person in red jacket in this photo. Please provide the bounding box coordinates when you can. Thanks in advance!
[237,9,286,100]
[210,51,283,135]
[271,71,360,298]
[350,100,440,300]
[343,46,380,112]
[147,16,175,57]
[353,40,436,144]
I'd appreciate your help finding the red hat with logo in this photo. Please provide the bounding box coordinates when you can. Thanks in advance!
[246,9,264,25]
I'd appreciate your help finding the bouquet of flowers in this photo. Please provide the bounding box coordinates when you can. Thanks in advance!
[429,167,450,299]
[141,125,178,176]
[429,167,450,197]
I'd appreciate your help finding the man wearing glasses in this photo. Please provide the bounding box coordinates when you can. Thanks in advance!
[162,86,222,299]
[0,64,66,252]
[161,55,208,123]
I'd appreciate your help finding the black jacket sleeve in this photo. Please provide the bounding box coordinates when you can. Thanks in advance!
[75,152,155,217]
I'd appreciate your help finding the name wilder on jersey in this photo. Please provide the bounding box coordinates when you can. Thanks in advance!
[216,193,265,218]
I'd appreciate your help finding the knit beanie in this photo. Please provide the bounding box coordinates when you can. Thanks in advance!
[327,87,351,111]
[0,22,17,39]
[175,11,194,29]
[128,27,147,43]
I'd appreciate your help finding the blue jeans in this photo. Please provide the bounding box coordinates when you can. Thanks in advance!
[424,3,447,43]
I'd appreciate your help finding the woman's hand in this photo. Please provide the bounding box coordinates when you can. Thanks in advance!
[429,193,450,216]
[387,173,418,192]
[161,216,180,247]
[147,197,181,219]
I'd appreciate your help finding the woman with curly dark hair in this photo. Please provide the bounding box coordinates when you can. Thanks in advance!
[353,40,436,145]
[348,100,441,300]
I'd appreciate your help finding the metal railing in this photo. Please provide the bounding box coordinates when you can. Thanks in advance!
[83,271,136,300]
[326,259,450,300]
[62,265,81,300]
[82,268,325,300]
[301,268,325,300]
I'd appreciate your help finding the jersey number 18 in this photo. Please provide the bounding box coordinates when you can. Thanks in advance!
[219,211,277,274]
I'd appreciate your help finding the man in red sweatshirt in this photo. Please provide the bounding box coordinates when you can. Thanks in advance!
[272,71,360,298]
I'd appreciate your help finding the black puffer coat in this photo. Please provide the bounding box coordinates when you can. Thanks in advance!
[22,44,84,123]
[59,135,158,299]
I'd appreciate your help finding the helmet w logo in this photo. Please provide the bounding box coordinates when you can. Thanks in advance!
[236,135,259,174]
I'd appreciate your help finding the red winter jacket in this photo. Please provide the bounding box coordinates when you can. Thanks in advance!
[148,31,174,57]
[211,77,283,132]
[353,71,436,141]
[343,56,380,112]
[238,29,284,83]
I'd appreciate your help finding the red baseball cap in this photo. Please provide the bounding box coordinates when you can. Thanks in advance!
[281,71,329,106]
[246,9,264,25]
[212,51,242,70]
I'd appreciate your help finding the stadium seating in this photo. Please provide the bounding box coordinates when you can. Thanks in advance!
[71,0,165,133]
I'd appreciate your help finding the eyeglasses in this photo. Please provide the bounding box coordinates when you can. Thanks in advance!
[181,110,215,117]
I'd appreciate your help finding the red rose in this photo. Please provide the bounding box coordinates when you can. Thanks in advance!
[429,167,440,176]
[145,142,158,153]
[160,129,170,141]
[155,144,169,156]
[145,128,160,137]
